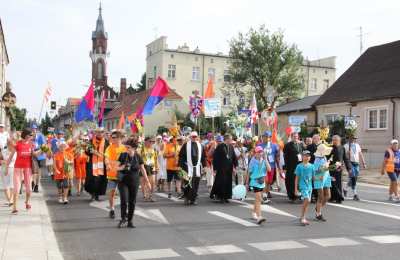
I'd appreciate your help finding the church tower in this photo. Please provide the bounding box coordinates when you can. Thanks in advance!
[90,3,109,88]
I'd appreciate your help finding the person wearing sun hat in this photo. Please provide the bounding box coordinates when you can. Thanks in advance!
[313,144,333,221]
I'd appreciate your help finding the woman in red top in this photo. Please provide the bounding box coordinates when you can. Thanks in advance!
[7,129,41,214]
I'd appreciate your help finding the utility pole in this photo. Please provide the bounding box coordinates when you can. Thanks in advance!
[357,26,366,55]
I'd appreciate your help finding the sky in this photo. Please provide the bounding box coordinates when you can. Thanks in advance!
[1,0,400,118]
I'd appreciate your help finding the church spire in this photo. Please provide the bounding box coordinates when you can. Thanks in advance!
[93,2,107,39]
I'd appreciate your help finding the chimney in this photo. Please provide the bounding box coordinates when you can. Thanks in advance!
[120,78,127,101]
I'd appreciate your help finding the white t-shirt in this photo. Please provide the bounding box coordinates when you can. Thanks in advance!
[234,146,248,170]
[0,132,9,149]
[344,143,362,163]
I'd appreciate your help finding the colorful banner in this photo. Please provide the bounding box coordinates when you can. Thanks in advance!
[204,98,221,118]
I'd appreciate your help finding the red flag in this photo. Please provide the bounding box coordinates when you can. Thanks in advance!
[118,111,125,130]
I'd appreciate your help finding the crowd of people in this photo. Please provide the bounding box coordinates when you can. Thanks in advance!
[0,124,399,227]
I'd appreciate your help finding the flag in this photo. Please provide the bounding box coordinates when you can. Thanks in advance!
[44,84,52,103]
[118,111,125,130]
[142,77,170,115]
[204,79,215,98]
[98,90,106,127]
[250,93,258,125]
[75,81,95,123]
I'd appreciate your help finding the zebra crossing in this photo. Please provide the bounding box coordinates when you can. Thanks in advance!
[119,235,400,259]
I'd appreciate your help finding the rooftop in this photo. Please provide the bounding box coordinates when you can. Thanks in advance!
[276,95,321,113]
[315,40,400,106]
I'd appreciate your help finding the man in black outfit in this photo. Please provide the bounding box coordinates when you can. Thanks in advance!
[283,132,303,202]
[178,131,206,205]
[210,134,238,203]
[328,135,352,203]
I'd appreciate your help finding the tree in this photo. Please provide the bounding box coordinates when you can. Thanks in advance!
[227,25,304,110]
[40,112,53,135]
[9,106,29,131]
[135,73,146,92]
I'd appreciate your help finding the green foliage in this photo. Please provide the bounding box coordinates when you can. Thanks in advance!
[40,112,53,135]
[228,25,304,110]
[299,123,309,139]
[9,106,28,131]
[330,118,345,138]
[157,126,169,135]
[135,73,146,92]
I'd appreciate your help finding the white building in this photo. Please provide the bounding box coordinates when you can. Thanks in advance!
[146,36,336,111]
[0,19,11,129]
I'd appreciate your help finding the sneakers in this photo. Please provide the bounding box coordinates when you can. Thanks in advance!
[118,219,127,228]
[389,195,394,201]
[127,221,135,228]
[300,218,310,226]
[58,197,63,204]
[109,210,115,219]
[262,198,271,204]
[315,214,327,222]
[257,217,266,225]
[63,199,69,205]
[252,213,258,220]
[353,195,360,201]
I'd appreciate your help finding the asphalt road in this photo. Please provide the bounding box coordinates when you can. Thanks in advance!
[42,178,400,260]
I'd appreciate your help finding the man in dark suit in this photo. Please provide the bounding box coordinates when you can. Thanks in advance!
[283,132,303,201]
[328,135,352,203]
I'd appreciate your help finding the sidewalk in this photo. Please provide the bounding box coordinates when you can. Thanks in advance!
[0,184,63,260]
[344,168,390,186]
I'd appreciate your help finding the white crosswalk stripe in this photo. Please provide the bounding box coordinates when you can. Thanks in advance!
[308,237,361,247]
[362,235,400,244]
[187,244,245,255]
[249,240,307,251]
[208,211,259,227]
[119,248,180,260]
[230,199,296,218]
[155,192,181,202]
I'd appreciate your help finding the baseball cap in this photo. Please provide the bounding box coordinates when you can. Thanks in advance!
[302,150,311,156]
[263,131,272,137]
[391,139,399,145]
[31,124,38,129]
[56,130,65,135]
[255,146,263,153]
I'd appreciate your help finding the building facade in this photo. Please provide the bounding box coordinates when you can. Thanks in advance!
[314,40,400,167]
[146,36,336,110]
[52,98,81,130]
[0,19,10,128]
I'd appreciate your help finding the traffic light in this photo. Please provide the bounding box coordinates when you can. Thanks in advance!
[50,101,56,110]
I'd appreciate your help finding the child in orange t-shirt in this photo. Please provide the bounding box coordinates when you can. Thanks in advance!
[53,142,71,204]
[74,148,88,196]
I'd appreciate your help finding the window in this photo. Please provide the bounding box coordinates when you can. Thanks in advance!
[208,68,216,81]
[324,79,329,89]
[224,70,231,82]
[223,95,231,106]
[325,114,339,124]
[367,107,388,129]
[192,66,200,81]
[325,70,328,75]
[310,78,317,91]
[170,54,174,59]
[153,66,157,78]
[210,58,214,64]
[97,62,103,79]
[168,64,176,79]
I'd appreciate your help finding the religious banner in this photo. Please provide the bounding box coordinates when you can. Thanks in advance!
[189,90,203,121]
[204,98,221,118]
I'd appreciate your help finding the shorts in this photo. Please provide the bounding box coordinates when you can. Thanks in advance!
[37,159,47,168]
[167,170,180,182]
[107,180,118,190]
[1,167,14,189]
[350,163,360,177]
[300,188,312,201]
[141,165,155,177]
[387,172,400,182]
[251,186,264,193]
[265,168,276,185]
[14,168,32,193]
[56,179,68,189]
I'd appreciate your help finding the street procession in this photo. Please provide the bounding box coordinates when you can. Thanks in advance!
[1,1,400,259]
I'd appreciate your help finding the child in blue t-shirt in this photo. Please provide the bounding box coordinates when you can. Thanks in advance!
[295,150,316,226]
